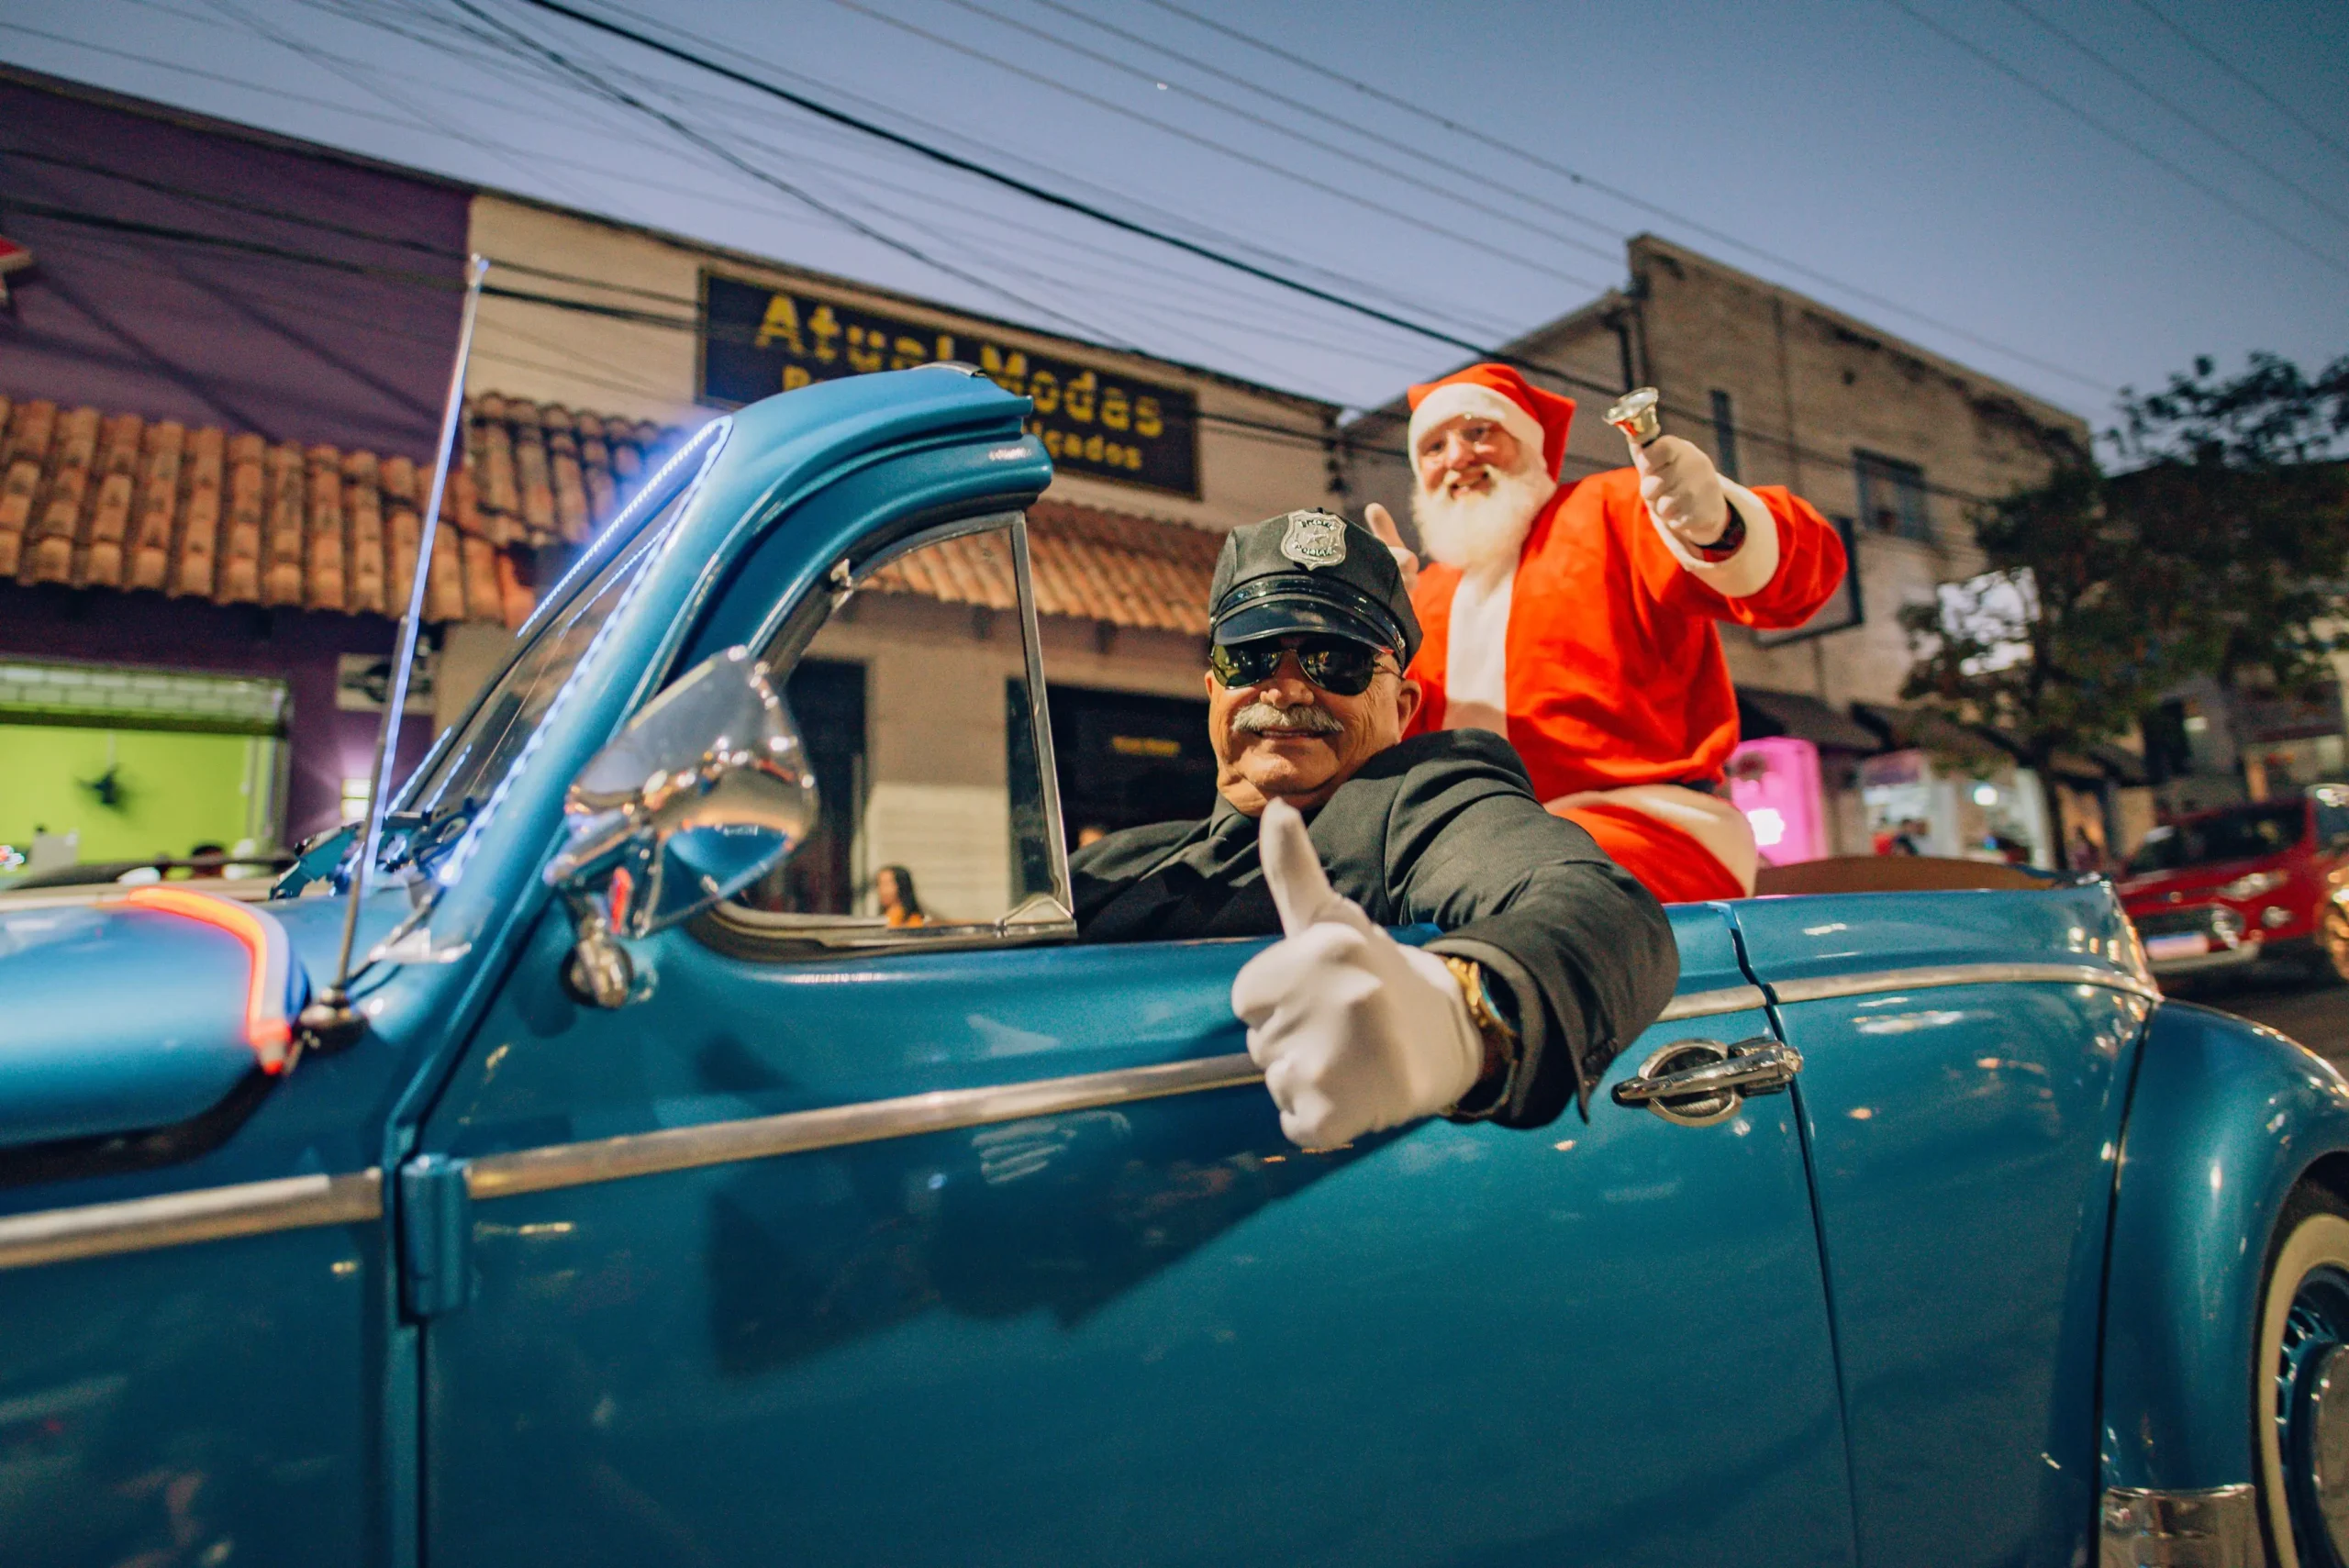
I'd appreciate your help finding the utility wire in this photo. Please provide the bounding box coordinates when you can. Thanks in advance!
[440,0,1124,343]
[1132,0,2114,395]
[810,0,1612,291]
[327,0,1527,339]
[1021,0,1620,250]
[1,193,1385,462]
[1,138,1457,401]
[507,0,1593,367]
[1878,0,2349,281]
[2115,0,2349,167]
[916,0,1625,272]
[1994,0,2349,230]
[477,1,2051,506]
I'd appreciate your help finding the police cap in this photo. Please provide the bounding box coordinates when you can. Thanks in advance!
[1207,509,1421,666]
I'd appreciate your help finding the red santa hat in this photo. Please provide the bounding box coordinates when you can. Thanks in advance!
[1406,363,1575,482]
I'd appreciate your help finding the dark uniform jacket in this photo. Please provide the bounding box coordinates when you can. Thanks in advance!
[1071,729,1679,1127]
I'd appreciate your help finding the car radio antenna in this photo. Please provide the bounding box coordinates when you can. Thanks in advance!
[301,253,488,1046]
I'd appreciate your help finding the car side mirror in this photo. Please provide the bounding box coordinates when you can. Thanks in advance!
[544,646,818,1005]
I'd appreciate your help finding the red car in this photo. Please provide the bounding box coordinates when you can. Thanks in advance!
[2119,784,2349,982]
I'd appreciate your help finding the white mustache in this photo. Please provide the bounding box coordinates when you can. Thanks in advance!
[1231,701,1343,737]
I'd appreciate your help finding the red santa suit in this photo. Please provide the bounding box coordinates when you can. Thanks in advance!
[1399,365,1847,903]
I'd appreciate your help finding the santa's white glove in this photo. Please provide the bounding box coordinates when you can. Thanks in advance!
[1628,434,1731,549]
[1231,799,1483,1148]
[1364,503,1419,594]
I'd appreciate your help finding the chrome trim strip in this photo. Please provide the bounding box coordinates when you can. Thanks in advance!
[0,1169,383,1272]
[466,1052,1264,1201]
[1771,962,2161,1007]
[1657,984,1768,1021]
[2099,1484,2265,1567]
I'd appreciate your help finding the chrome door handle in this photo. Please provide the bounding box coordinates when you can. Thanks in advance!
[1613,1037,1802,1126]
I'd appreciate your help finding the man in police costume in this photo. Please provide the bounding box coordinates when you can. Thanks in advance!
[1073,508,1678,1147]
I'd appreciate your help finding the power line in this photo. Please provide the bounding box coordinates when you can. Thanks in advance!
[2115,0,2349,167]
[506,0,1580,367]
[476,2,2049,507]
[1,134,1460,406]
[1878,0,2349,281]
[1019,0,1627,252]
[808,0,1612,293]
[1131,0,2115,396]
[0,190,1388,462]
[315,0,1531,340]
[917,0,1627,272]
[440,0,1125,344]
[1994,0,2349,230]
[15,2,2056,503]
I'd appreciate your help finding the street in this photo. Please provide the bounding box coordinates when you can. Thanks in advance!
[2185,969,2349,1063]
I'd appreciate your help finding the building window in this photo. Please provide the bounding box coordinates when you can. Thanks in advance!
[1709,390,1741,482]
[1854,450,1930,540]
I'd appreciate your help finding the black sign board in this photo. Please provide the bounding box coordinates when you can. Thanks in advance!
[700,272,1200,497]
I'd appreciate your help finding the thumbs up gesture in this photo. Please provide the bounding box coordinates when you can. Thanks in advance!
[1231,799,1484,1148]
[1364,503,1419,594]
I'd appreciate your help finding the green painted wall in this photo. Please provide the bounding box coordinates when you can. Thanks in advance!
[0,725,277,863]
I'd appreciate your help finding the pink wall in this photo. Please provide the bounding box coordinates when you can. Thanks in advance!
[1729,736,1827,865]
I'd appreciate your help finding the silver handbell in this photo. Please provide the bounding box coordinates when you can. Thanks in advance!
[1604,386,1663,447]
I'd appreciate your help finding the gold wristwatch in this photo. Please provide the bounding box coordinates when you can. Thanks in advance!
[1441,954,1522,1121]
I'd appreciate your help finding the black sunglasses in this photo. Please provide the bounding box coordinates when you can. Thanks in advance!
[1209,635,1394,696]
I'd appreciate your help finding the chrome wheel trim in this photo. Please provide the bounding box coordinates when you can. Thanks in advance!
[2261,1214,2349,1568]
[2308,1343,2349,1561]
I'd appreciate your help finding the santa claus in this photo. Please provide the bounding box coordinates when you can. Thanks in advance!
[1366,362,1847,903]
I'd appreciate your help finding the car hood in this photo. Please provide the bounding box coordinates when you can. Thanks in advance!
[0,889,309,1152]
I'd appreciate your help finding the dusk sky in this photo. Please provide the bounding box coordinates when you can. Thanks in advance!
[4,0,2343,436]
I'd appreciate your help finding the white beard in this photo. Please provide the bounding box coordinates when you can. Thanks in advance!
[1412,462,1556,573]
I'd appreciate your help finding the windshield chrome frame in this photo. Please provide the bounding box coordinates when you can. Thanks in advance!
[384,422,731,838]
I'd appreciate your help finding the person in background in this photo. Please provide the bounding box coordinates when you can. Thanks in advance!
[875,864,926,928]
[187,842,227,878]
[2067,823,2106,873]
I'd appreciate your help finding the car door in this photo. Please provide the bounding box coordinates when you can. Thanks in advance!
[410,515,1857,1568]
[1730,889,2157,1568]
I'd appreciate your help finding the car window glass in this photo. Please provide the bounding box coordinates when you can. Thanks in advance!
[2317,797,2349,850]
[2124,803,2305,873]
[729,518,1066,933]
[396,487,688,854]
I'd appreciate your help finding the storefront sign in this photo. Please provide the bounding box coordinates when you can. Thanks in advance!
[699,272,1200,497]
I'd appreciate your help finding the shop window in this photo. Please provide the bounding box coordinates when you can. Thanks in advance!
[1854,450,1930,541]
[712,516,1072,951]
[1710,390,1741,482]
[0,659,289,863]
[1045,684,1216,841]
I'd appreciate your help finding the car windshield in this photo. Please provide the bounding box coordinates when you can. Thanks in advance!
[387,477,696,870]
[2125,803,2305,874]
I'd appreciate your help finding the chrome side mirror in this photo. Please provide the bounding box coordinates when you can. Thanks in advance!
[545,646,818,1005]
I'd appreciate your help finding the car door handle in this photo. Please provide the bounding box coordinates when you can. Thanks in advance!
[1613,1038,1803,1125]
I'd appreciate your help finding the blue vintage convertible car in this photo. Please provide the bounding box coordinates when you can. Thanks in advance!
[7,367,2349,1568]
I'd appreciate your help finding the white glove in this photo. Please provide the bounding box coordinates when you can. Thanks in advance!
[1628,434,1731,549]
[1364,503,1419,595]
[1231,799,1484,1148]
